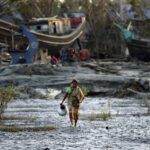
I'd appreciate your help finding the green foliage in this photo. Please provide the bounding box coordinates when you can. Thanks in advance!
[101,108,109,121]
[81,86,89,96]
[129,0,150,8]
[143,96,150,114]
[130,0,141,7]
[141,0,150,8]
[101,100,111,121]
[84,100,111,121]
[0,86,16,119]
[88,113,97,121]
[80,0,122,57]
[144,96,150,111]
[0,0,60,19]
[0,86,15,103]
[86,108,111,121]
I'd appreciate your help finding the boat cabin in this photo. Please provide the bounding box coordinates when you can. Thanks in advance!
[26,17,71,35]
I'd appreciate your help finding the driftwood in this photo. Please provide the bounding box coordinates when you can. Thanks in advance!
[81,63,118,74]
[127,88,150,98]
[97,58,128,62]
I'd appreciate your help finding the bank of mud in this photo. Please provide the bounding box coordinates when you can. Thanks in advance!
[0,60,150,98]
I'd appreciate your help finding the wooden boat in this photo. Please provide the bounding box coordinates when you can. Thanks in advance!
[127,38,150,62]
[0,17,86,56]
[115,23,150,62]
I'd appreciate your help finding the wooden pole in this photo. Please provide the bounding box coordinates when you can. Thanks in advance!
[120,0,125,57]
[120,0,123,21]
[11,26,14,51]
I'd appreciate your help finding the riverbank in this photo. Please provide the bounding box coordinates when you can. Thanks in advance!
[0,60,150,98]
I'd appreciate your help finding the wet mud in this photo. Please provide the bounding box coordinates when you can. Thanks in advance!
[0,96,150,150]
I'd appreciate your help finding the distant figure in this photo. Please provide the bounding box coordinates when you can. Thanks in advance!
[46,56,51,64]
[19,56,26,64]
[40,48,48,64]
[53,22,57,34]
[61,79,84,127]
[32,55,36,62]
[51,56,58,65]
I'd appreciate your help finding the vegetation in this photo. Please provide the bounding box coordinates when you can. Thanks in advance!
[81,100,111,121]
[0,86,16,119]
[101,100,111,121]
[0,0,53,19]
[1,116,35,121]
[81,86,89,96]
[143,96,150,114]
[0,125,56,132]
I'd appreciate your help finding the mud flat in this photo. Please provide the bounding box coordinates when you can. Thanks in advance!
[0,96,150,150]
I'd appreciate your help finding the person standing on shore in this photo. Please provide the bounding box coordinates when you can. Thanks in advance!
[60,79,84,127]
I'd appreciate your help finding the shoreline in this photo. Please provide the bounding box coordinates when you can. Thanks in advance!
[0,60,150,98]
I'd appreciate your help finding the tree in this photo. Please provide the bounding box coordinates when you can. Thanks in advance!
[77,0,121,57]
[0,86,16,119]
[0,0,60,20]
[12,0,56,19]
[0,0,11,16]
[130,0,141,7]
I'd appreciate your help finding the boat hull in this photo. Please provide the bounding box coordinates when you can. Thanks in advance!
[127,39,150,62]
[0,17,85,56]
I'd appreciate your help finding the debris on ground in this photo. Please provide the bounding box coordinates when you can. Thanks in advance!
[81,62,119,74]
[113,79,150,98]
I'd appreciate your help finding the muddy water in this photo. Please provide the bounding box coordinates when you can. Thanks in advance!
[0,96,150,150]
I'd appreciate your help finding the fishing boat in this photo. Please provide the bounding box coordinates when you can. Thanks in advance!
[115,23,150,62]
[0,16,86,56]
[127,38,150,62]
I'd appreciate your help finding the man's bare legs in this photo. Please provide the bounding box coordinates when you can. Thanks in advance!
[69,112,73,126]
[74,109,79,127]
[69,107,79,127]
[74,119,78,127]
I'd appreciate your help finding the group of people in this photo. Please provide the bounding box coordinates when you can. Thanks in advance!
[59,48,90,63]
[33,48,59,65]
